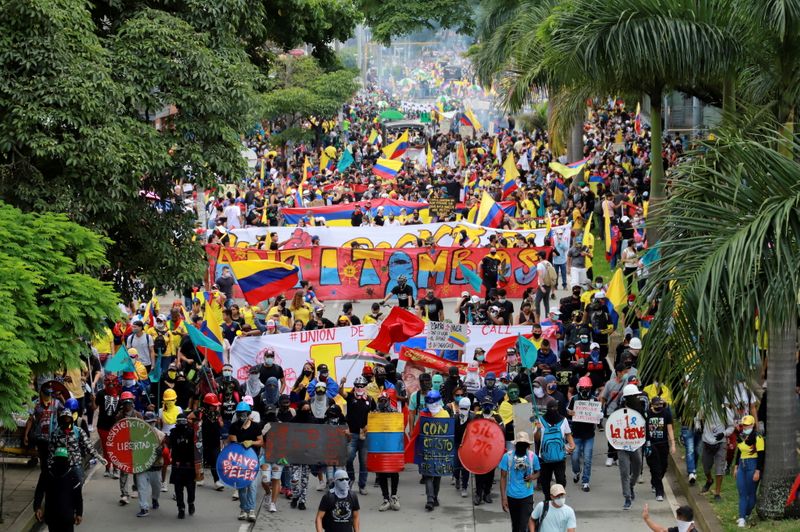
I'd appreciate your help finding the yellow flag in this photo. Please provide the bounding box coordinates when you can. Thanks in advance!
[583,213,593,243]
[606,268,627,309]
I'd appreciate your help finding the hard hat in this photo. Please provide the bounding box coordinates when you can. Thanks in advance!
[120,391,135,401]
[65,398,79,411]
[235,401,252,413]
[53,447,69,459]
[425,390,442,404]
[577,376,593,388]
[629,338,643,350]
[353,376,367,387]
[741,415,756,426]
[203,393,221,406]
[163,389,177,401]
[622,384,640,397]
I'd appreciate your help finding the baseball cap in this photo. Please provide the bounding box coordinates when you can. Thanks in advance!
[550,484,566,497]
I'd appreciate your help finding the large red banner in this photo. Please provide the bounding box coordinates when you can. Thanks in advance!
[207,245,549,300]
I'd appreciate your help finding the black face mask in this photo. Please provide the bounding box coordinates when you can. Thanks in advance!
[52,457,70,476]
[375,376,385,386]
[59,418,72,430]
[514,442,530,456]
[532,333,541,339]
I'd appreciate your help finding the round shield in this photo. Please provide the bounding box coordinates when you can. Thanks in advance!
[457,417,505,474]
[106,418,161,474]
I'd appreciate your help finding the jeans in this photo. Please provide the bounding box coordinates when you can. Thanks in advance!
[424,475,441,504]
[618,450,641,500]
[680,426,701,474]
[237,471,259,511]
[646,443,669,497]
[534,286,551,317]
[507,495,534,532]
[736,458,759,519]
[347,434,368,489]
[136,470,161,511]
[539,460,566,501]
[553,263,567,288]
[571,437,595,484]
[174,477,196,511]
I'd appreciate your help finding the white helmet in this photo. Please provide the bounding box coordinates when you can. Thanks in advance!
[622,384,640,397]
[629,338,643,350]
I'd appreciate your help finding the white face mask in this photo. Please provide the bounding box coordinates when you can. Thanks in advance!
[533,387,545,398]
[552,496,566,507]
[428,402,443,415]
[676,520,694,532]
[459,408,469,422]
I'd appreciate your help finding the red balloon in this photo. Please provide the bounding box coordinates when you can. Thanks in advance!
[457,417,505,474]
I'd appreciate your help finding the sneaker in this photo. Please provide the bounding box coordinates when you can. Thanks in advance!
[188,503,195,515]
[104,470,111,477]
[290,498,298,508]
[433,498,440,507]
[232,491,240,501]
[425,502,434,511]
[247,511,256,522]
[701,480,713,493]
[451,476,456,485]
[737,518,746,528]
[461,489,468,498]
[573,472,580,483]
[473,494,482,506]
[390,495,400,511]
[238,510,247,520]
[582,484,590,492]
[152,499,159,509]
[623,498,631,510]
[269,502,277,513]
[359,487,368,496]
[379,499,392,512]
[119,496,129,506]
[90,458,97,466]
[161,482,168,493]
[688,473,697,485]
[652,486,656,493]
[483,493,492,504]
[88,424,94,433]
[714,494,721,502]
[316,478,326,491]
[298,501,306,510]
[215,480,225,491]
[605,457,614,467]
[136,509,150,517]
[178,509,185,519]
[131,491,138,499]
[112,470,120,479]
[656,495,664,502]
[196,478,205,486]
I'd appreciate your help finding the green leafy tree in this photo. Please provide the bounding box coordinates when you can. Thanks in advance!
[0,201,119,423]
[359,0,477,45]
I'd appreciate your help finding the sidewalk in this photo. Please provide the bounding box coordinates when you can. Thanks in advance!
[0,458,40,532]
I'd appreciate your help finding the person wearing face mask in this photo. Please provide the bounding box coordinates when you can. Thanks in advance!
[473,397,504,506]
[732,415,764,527]
[379,273,415,309]
[530,484,576,532]
[227,402,263,522]
[33,447,83,531]
[642,503,696,532]
[535,399,575,502]
[366,365,396,402]
[440,366,462,405]
[48,408,106,485]
[500,431,540,532]
[361,302,384,325]
[217,363,242,437]
[169,412,196,519]
[199,393,225,490]
[463,361,483,400]
[618,383,646,510]
[120,370,150,414]
[585,342,612,391]
[134,412,166,517]
[315,469,361,532]
[499,383,529,451]
[339,375,375,496]
[420,390,451,511]
[158,388,183,492]
[244,364,264,399]
[495,288,515,325]
[95,375,121,478]
[559,286,584,323]
[543,375,568,416]
[116,392,142,505]
[525,376,550,411]
[567,377,598,492]
[374,392,401,511]
[308,364,339,401]
[288,399,315,510]
[25,384,63,473]
[534,340,558,374]
[257,347,286,393]
[580,276,606,306]
[409,373,433,429]
[453,396,474,498]
[475,371,506,410]
[644,396,676,502]
[261,394,295,512]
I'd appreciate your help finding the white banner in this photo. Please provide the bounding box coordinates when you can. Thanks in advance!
[230,222,571,249]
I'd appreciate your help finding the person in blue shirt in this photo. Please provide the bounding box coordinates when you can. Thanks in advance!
[500,431,540,532]
[535,340,559,371]
[474,372,506,408]
[307,364,338,401]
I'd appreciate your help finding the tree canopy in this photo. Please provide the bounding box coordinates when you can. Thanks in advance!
[359,0,477,45]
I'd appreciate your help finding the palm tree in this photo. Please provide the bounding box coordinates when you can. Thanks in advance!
[641,115,800,519]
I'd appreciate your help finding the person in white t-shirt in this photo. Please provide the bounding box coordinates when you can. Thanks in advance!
[530,483,576,532]
[223,202,242,229]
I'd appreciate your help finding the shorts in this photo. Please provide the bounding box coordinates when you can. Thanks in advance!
[702,441,726,476]
[261,463,283,481]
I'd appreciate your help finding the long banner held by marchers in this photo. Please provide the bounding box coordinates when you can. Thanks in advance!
[208,244,552,300]
[229,221,572,249]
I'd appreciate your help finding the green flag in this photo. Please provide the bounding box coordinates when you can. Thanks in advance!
[458,263,483,292]
[517,335,538,369]
[104,345,136,373]
[336,148,354,172]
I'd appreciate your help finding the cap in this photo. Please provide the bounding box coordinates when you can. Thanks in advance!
[156,314,167,322]
[590,342,600,350]
[543,374,557,384]
[122,371,136,379]
[470,295,480,304]
[629,337,643,350]
[266,319,276,327]
[485,371,496,380]
[361,366,374,376]
[513,431,533,444]
[425,390,442,404]
[549,309,562,315]
[741,415,756,426]
[550,483,566,497]
[315,381,328,390]
[461,291,470,298]
[318,364,329,373]
[127,348,139,357]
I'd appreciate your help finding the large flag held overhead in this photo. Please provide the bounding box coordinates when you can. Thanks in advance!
[382,130,409,159]
[458,263,483,292]
[372,157,404,180]
[142,289,159,328]
[501,153,520,199]
[197,305,225,372]
[550,156,589,179]
[367,129,379,145]
[320,151,335,172]
[186,323,224,372]
[606,268,627,310]
[104,345,136,374]
[367,306,425,353]
[227,260,300,305]
[474,191,505,228]
[460,107,482,131]
[336,148,354,172]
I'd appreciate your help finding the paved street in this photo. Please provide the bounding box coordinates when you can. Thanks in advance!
[61,430,684,532]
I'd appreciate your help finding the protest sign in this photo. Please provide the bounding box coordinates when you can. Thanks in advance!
[262,423,348,466]
[414,417,454,476]
[216,443,259,488]
[605,408,646,451]
[106,418,160,474]
[426,322,469,350]
[512,403,537,439]
[572,400,603,424]
[427,198,456,219]
[457,418,505,475]
[366,412,405,473]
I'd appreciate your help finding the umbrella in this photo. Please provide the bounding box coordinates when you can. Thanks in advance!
[340,352,389,365]
[379,109,405,121]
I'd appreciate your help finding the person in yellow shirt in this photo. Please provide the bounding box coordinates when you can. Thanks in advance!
[127,348,149,382]
[732,415,764,527]
[362,303,384,325]
[92,327,115,364]
[288,291,313,326]
[498,384,528,451]
[643,382,673,406]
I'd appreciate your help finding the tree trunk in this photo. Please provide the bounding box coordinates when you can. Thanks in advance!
[647,89,665,243]
[757,319,800,519]
[567,118,583,162]
[722,73,735,120]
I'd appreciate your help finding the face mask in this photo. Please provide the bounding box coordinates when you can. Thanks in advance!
[476,355,485,362]
[572,291,581,297]
[265,358,274,367]
[485,379,495,389]
[59,418,72,429]
[432,379,442,391]
[333,478,350,498]
[533,387,545,398]
[579,388,591,398]
[579,337,589,344]
[508,390,519,401]
[676,521,694,532]
[319,373,328,381]
[223,371,233,378]
[595,283,602,288]
[122,379,135,388]
[303,369,312,376]
[532,332,541,339]
[375,376,385,385]
[552,496,566,507]
[168,371,177,379]
[428,401,443,415]
[52,457,70,475]
[315,390,326,397]
[498,298,506,303]
[248,375,260,385]
[567,347,576,354]
[236,413,249,423]
[176,418,188,426]
[514,442,529,456]
[742,428,753,436]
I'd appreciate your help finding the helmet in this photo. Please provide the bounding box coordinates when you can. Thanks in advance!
[398,274,407,283]
[120,391,135,401]
[163,389,177,401]
[65,398,79,411]
[235,401,252,413]
[53,447,69,459]
[741,415,756,426]
[425,390,442,404]
[622,384,640,397]
[203,393,221,406]
[361,366,373,376]
[353,376,367,387]
[577,376,593,388]
[60,408,74,418]
[629,338,643,350]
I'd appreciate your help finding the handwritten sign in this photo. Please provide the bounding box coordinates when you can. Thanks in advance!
[605,408,646,451]
[106,418,160,474]
[427,198,456,219]
[263,423,348,466]
[457,418,505,474]
[426,322,469,350]
[512,403,537,439]
[414,417,454,476]
[216,443,259,488]
[572,400,603,424]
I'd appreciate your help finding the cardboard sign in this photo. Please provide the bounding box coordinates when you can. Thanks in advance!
[427,198,456,219]
[366,412,405,473]
[512,403,538,439]
[414,417,454,476]
[457,418,505,474]
[262,423,348,465]
[572,400,603,424]
[106,418,160,474]
[216,443,259,488]
[426,322,469,350]
[605,408,646,451]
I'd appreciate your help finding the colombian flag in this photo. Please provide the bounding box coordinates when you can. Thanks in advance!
[460,107,482,130]
[501,153,520,199]
[199,300,225,372]
[281,199,429,226]
[366,412,405,472]
[382,130,409,159]
[553,180,568,204]
[367,129,379,145]
[320,152,335,172]
[227,260,300,305]
[475,191,505,228]
[372,157,404,181]
[447,331,468,348]
[186,324,224,372]
[634,102,642,136]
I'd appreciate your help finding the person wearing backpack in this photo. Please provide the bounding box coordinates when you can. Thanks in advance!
[530,484,576,532]
[535,399,575,501]
[500,431,540,532]
[534,251,558,322]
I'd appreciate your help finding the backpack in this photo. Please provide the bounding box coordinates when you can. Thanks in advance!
[544,261,558,288]
[535,501,550,530]
[539,418,566,463]
[153,331,168,354]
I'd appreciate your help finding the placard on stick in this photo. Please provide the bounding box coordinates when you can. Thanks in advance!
[263,423,348,465]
